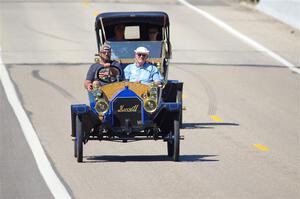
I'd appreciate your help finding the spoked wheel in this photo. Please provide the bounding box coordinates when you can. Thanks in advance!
[167,114,180,161]
[176,89,183,128]
[75,115,83,162]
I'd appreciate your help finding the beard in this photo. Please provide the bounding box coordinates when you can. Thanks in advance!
[100,55,110,63]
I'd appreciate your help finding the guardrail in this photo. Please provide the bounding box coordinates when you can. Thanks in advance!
[256,0,300,30]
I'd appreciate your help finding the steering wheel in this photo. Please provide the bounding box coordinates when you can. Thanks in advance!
[96,65,122,84]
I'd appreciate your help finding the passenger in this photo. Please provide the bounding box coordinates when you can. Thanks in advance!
[124,46,163,85]
[148,27,159,41]
[84,44,121,91]
[109,24,125,41]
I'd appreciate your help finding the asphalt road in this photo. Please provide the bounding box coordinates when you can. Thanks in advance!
[1,0,299,198]
[0,83,53,199]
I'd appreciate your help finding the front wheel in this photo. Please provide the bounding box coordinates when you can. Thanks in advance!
[73,114,77,158]
[74,136,77,158]
[76,115,83,162]
[173,117,180,161]
[167,142,173,157]
[167,114,180,161]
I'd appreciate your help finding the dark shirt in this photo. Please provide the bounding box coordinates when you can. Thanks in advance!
[86,61,122,86]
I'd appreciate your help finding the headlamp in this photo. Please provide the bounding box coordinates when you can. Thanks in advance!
[95,99,109,114]
[144,99,157,113]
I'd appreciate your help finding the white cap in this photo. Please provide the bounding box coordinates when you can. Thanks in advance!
[134,46,150,54]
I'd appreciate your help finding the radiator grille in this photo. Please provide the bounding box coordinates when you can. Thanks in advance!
[113,98,142,127]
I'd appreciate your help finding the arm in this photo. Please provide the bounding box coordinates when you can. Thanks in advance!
[85,64,96,91]
[124,64,131,81]
[84,80,93,92]
[151,65,163,84]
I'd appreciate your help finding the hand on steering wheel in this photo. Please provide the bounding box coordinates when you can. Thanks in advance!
[96,65,121,84]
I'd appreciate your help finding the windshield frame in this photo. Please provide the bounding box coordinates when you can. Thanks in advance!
[107,41,163,60]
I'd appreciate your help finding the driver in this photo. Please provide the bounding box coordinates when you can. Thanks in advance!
[84,44,121,91]
[124,46,163,85]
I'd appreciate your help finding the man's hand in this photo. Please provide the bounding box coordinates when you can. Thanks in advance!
[84,80,94,91]
[154,81,162,87]
[87,83,93,92]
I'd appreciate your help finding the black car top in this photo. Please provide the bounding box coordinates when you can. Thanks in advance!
[95,11,169,30]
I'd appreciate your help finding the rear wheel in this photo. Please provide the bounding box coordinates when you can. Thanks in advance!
[76,115,83,162]
[176,89,183,128]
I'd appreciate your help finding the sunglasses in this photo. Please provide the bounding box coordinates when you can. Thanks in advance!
[149,31,158,34]
[100,50,111,54]
[137,53,148,57]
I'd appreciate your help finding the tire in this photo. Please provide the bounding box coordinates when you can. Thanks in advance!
[167,114,180,161]
[173,116,180,161]
[176,89,183,128]
[76,115,83,162]
[74,114,77,158]
[74,135,77,158]
[167,142,173,157]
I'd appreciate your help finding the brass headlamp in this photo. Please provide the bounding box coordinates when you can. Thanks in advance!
[144,99,157,113]
[95,99,109,114]
[143,83,158,113]
[92,83,109,114]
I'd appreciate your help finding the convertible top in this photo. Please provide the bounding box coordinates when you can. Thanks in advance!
[95,11,169,30]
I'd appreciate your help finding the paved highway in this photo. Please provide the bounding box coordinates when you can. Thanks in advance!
[0,0,299,198]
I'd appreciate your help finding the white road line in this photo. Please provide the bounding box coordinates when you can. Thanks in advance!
[178,0,300,74]
[0,48,72,199]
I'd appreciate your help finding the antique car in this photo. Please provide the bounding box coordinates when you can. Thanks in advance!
[71,12,183,162]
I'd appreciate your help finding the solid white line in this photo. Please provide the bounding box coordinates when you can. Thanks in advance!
[177,0,300,74]
[0,48,72,199]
